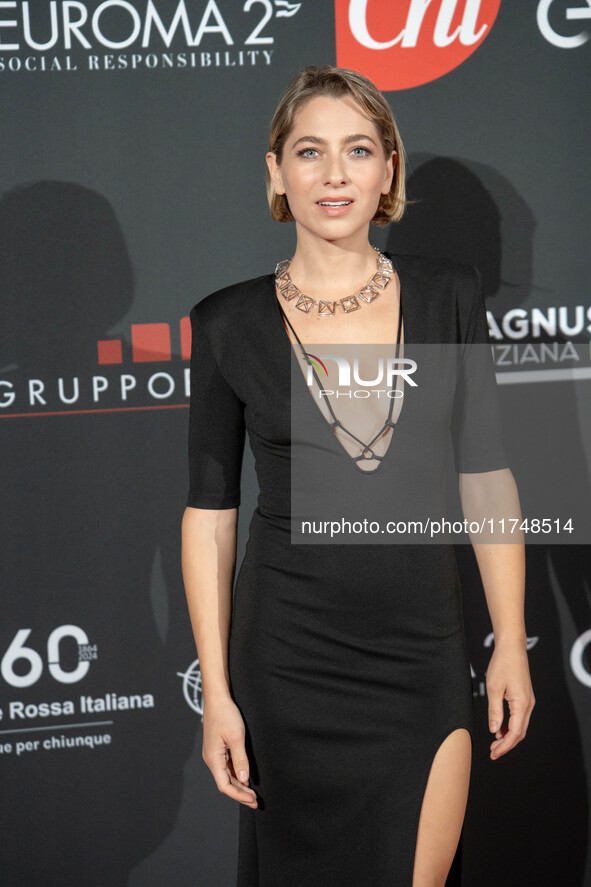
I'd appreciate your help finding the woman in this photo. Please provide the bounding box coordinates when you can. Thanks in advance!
[181,65,535,887]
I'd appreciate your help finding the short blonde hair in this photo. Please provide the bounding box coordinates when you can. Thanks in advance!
[266,65,406,226]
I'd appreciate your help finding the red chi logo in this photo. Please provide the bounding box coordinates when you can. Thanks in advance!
[335,0,502,91]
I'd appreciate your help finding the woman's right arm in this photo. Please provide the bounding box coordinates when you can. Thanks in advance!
[181,505,258,808]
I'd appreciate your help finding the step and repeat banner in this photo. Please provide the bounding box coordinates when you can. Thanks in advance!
[1,3,589,885]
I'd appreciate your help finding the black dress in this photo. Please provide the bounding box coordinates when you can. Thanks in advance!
[186,253,507,886]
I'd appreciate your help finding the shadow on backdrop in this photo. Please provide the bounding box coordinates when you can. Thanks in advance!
[0,181,198,887]
[387,155,589,887]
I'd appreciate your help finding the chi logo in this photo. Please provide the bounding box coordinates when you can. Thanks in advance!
[334,0,501,90]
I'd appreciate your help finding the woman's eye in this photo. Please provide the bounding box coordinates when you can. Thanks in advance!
[351,146,370,157]
[298,148,319,158]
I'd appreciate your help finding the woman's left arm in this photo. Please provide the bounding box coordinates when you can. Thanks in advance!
[459,468,536,760]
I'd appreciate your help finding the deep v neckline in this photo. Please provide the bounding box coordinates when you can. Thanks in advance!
[267,255,406,478]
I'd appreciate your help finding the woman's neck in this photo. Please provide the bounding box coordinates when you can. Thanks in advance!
[287,231,380,300]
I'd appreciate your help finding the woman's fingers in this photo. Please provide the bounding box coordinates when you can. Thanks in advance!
[489,690,535,759]
[490,709,524,758]
[228,740,251,787]
[205,745,258,807]
[487,687,504,737]
[227,768,258,805]
[227,741,258,804]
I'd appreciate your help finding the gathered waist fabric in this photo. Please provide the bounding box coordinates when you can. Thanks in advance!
[236,507,466,636]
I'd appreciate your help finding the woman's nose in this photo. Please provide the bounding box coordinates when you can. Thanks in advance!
[323,153,349,185]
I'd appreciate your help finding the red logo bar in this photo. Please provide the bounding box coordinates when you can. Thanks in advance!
[131,323,171,363]
[180,316,191,361]
[97,340,123,365]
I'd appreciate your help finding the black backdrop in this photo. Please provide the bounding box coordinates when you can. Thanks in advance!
[1,2,589,885]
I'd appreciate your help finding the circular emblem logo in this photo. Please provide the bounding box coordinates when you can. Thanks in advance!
[177,659,203,718]
[335,0,502,91]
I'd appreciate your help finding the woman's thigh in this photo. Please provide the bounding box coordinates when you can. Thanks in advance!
[412,727,472,887]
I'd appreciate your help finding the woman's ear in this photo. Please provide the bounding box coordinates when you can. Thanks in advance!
[382,150,397,195]
[266,152,285,195]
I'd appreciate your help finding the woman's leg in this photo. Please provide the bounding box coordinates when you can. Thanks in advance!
[412,728,472,887]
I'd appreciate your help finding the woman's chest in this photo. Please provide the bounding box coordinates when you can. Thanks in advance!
[215,264,469,446]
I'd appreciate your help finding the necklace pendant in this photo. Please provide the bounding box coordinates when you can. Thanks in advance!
[340,295,360,313]
[295,294,315,312]
[276,270,291,290]
[281,283,300,301]
[357,285,380,304]
[318,300,336,316]
[371,271,391,289]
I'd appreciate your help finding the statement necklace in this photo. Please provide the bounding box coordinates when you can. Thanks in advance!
[274,247,394,316]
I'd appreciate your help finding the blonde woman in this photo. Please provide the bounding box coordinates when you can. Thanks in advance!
[182,65,534,886]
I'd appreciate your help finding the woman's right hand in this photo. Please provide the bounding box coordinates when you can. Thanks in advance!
[202,695,258,808]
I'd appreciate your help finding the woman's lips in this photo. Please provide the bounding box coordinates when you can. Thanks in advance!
[315,199,354,217]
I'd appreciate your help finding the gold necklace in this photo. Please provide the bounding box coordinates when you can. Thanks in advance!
[274,247,394,316]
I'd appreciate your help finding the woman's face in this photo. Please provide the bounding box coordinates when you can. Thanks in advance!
[267,95,395,246]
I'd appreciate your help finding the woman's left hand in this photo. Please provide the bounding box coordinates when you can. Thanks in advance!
[486,640,535,760]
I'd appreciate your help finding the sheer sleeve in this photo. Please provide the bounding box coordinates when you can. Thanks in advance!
[451,267,508,473]
[186,305,246,509]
